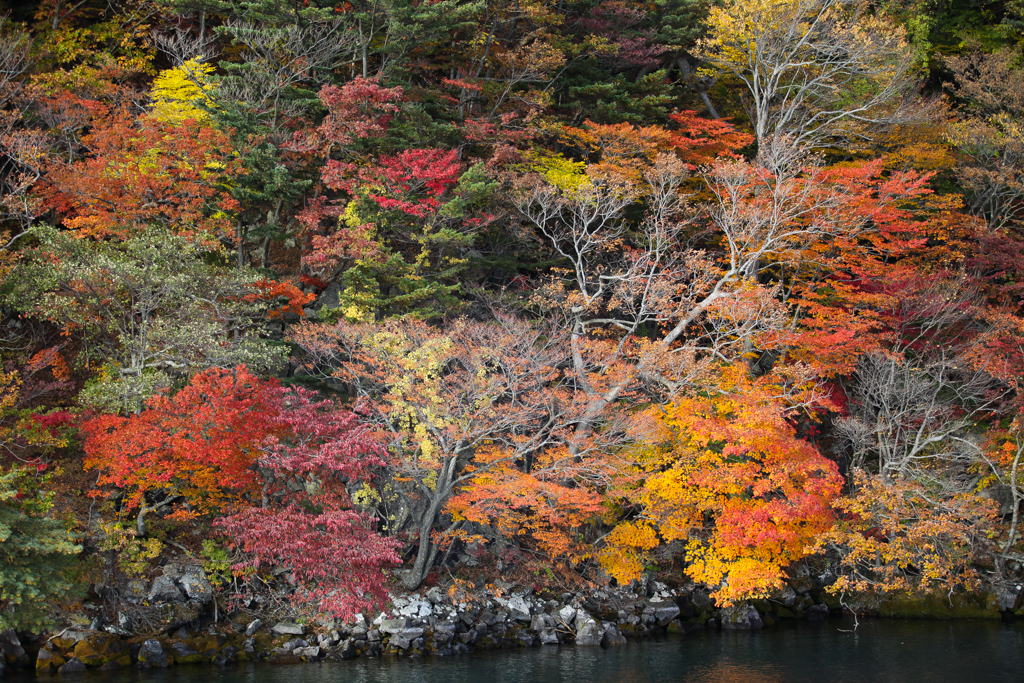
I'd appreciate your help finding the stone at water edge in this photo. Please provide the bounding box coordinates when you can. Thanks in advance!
[245,619,263,636]
[721,603,763,630]
[649,601,681,626]
[58,658,88,674]
[293,646,323,660]
[281,638,308,652]
[169,642,204,664]
[601,624,628,647]
[538,628,559,645]
[35,648,65,674]
[138,639,171,668]
[574,618,602,646]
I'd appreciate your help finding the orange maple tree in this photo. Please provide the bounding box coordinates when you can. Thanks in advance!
[42,104,241,241]
[600,366,842,604]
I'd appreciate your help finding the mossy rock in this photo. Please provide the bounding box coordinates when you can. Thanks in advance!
[35,649,65,673]
[51,637,78,651]
[878,592,1000,619]
[73,635,126,667]
[666,621,685,634]
[774,606,796,619]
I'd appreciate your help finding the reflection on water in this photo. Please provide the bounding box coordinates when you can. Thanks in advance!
[27,618,1024,683]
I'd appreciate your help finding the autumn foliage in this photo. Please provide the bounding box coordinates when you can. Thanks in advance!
[5,0,1024,625]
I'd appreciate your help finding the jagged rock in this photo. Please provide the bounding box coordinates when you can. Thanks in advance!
[0,631,28,670]
[997,585,1023,611]
[35,648,65,673]
[507,595,531,620]
[379,618,409,634]
[530,614,547,633]
[773,586,798,608]
[648,601,681,626]
[271,622,306,636]
[149,576,185,603]
[179,566,213,603]
[601,624,628,646]
[58,657,87,674]
[538,628,559,645]
[426,587,446,605]
[398,600,433,618]
[245,619,263,636]
[310,282,342,312]
[98,660,123,671]
[557,606,577,626]
[389,635,411,650]
[161,562,186,581]
[294,646,323,659]
[574,617,602,646]
[721,603,763,630]
[401,628,425,639]
[218,646,240,664]
[691,591,714,612]
[138,640,171,668]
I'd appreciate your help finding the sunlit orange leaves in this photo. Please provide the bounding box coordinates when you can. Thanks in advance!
[43,107,241,241]
[601,366,841,604]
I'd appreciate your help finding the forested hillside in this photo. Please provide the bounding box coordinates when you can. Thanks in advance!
[2,0,1024,632]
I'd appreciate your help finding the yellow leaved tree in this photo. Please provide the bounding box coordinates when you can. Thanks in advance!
[150,58,216,125]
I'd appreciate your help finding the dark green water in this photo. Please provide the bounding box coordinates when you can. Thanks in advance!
[32,619,1024,683]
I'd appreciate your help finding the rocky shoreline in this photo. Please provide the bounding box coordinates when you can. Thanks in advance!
[5,565,1024,676]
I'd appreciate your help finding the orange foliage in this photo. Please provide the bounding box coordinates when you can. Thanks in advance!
[601,366,841,604]
[815,470,997,596]
[42,105,241,241]
[445,444,607,568]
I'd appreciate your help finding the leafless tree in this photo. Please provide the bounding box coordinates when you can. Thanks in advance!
[697,0,929,157]
[835,278,1007,486]
[152,26,218,66]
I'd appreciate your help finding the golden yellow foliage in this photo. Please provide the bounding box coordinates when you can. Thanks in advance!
[150,59,215,125]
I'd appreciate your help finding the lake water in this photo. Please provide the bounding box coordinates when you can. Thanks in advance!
[30,618,1024,683]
